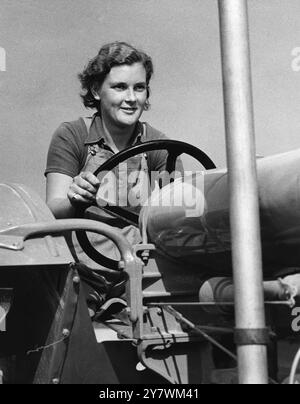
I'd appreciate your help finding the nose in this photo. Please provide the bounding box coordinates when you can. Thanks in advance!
[125,87,137,103]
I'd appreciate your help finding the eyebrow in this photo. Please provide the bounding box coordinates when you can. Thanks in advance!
[110,80,147,85]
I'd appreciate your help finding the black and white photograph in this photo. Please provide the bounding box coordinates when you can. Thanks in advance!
[0,0,300,386]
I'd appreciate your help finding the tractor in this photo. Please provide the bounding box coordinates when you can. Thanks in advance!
[0,139,299,384]
[1,0,299,385]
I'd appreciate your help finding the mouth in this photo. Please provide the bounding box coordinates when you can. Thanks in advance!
[120,107,138,114]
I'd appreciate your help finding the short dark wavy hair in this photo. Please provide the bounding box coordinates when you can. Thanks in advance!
[78,41,154,110]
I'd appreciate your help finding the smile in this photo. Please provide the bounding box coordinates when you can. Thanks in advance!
[120,107,138,113]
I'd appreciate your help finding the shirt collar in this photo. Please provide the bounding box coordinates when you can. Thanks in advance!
[84,113,144,146]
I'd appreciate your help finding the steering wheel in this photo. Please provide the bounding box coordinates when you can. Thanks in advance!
[76,140,216,270]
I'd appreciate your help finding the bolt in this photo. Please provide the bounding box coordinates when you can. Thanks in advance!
[12,242,22,250]
[118,261,125,270]
[52,378,60,384]
[72,276,80,284]
[157,308,163,316]
[62,328,70,338]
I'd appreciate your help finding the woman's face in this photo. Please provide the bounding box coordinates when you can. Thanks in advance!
[96,62,148,129]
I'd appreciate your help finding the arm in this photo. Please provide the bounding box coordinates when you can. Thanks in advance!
[45,122,100,219]
[46,173,74,219]
[46,172,100,219]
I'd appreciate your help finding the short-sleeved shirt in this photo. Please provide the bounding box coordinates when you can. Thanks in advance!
[45,113,178,178]
[45,113,183,268]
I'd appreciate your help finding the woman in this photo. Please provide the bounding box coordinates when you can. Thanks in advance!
[45,41,182,315]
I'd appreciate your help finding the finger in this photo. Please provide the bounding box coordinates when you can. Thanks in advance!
[68,192,95,206]
[73,175,98,194]
[69,183,96,202]
[80,171,100,188]
[69,193,93,206]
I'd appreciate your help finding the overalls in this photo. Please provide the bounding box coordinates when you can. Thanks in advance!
[71,118,150,271]
[69,118,151,314]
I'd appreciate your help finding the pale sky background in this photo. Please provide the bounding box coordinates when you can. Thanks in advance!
[1,0,300,197]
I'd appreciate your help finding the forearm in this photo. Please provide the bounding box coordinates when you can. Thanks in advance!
[47,197,76,219]
[46,172,99,219]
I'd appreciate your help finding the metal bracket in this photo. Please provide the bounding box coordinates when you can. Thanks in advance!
[133,243,155,265]
[234,328,270,346]
[278,277,298,308]
[0,235,24,251]
[137,333,214,384]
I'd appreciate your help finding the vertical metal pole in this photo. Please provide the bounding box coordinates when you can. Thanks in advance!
[218,0,268,384]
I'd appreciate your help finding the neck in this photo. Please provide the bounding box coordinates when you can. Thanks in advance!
[102,116,135,151]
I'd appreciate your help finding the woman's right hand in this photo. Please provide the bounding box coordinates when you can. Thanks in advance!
[68,171,100,206]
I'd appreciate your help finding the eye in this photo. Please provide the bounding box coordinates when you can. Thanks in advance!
[113,83,127,91]
[134,84,147,92]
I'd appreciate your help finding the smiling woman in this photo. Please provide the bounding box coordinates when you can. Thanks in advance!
[94,63,149,141]
[44,41,183,316]
[45,42,158,217]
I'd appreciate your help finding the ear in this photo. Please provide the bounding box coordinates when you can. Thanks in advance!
[91,86,100,101]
